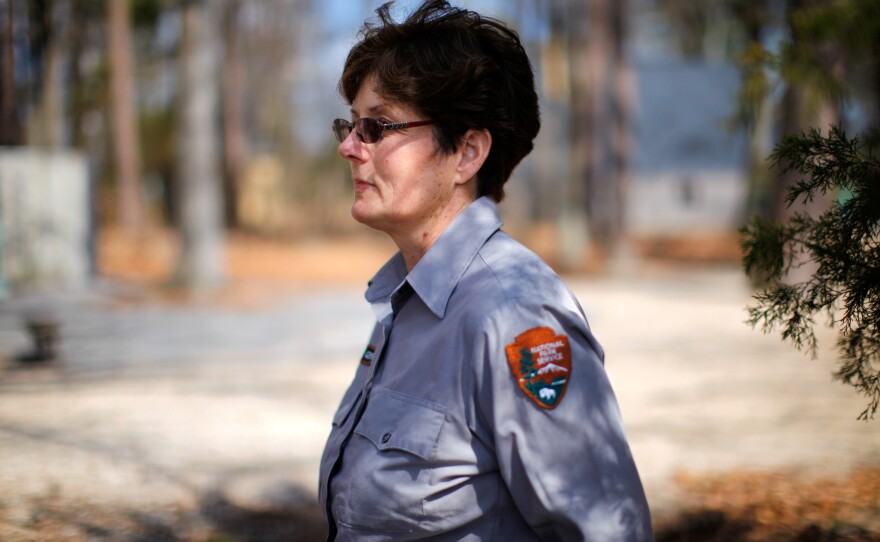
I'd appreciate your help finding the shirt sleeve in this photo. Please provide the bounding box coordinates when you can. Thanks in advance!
[471,296,654,541]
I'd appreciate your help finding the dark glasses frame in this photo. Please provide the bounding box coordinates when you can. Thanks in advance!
[332,117,434,143]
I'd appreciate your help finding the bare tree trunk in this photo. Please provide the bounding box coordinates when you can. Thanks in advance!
[586,0,611,252]
[107,0,143,233]
[560,0,592,268]
[734,3,774,221]
[771,85,809,223]
[26,0,69,148]
[772,90,841,211]
[772,0,841,284]
[175,0,224,292]
[0,0,21,145]
[583,0,633,262]
[220,0,247,229]
[771,0,842,224]
[610,0,635,263]
[67,0,88,150]
[744,94,774,221]
[773,87,838,284]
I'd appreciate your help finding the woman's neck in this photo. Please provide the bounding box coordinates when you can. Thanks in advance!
[390,194,475,272]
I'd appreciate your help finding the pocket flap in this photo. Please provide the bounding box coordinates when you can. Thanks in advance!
[355,388,447,459]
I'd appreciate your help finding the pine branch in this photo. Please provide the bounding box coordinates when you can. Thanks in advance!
[743,126,880,419]
[770,126,872,206]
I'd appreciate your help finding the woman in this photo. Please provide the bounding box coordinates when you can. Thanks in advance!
[319,1,653,540]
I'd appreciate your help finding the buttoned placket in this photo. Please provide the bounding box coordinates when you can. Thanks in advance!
[323,281,414,541]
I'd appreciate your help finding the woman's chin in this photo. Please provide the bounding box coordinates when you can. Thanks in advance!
[350,202,380,228]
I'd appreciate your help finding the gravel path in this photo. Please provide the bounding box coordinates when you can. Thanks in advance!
[0,267,877,540]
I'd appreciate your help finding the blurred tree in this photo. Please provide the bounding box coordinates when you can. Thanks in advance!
[174,0,224,291]
[727,1,777,223]
[769,0,846,283]
[566,0,594,264]
[25,0,72,148]
[741,126,880,420]
[66,0,91,151]
[608,0,636,262]
[654,0,876,223]
[654,0,780,222]
[219,0,248,229]
[0,0,22,144]
[108,0,145,233]
[569,0,634,262]
[656,0,880,416]
[738,1,880,417]
[542,1,589,268]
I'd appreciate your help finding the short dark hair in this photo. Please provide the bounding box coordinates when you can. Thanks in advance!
[340,0,540,202]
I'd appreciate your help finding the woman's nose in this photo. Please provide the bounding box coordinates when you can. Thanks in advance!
[338,130,363,161]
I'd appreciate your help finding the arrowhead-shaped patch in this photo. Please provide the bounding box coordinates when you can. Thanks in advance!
[505,327,571,409]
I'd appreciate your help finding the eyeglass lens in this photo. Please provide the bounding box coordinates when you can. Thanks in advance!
[332,119,351,142]
[332,118,433,144]
[332,118,384,143]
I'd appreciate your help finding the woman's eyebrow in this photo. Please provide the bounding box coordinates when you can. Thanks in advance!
[350,100,397,121]
[349,104,390,118]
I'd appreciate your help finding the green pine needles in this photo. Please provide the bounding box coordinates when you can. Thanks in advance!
[741,126,880,420]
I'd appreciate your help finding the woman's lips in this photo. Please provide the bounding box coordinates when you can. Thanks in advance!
[353,178,374,192]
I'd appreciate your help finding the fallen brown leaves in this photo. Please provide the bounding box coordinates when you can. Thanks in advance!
[657,468,880,541]
[5,468,878,541]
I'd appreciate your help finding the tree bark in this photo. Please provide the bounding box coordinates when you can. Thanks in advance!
[26,0,70,148]
[0,0,21,145]
[582,0,633,261]
[220,0,247,228]
[175,0,225,292]
[107,0,144,233]
[586,0,610,251]
[555,0,591,268]
[772,0,841,284]
[610,0,635,262]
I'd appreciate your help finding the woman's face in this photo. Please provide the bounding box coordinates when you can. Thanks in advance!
[338,77,464,238]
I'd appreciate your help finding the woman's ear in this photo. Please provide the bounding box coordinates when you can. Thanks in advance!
[455,128,492,186]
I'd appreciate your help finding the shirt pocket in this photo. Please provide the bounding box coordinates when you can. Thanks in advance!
[355,388,446,459]
[336,388,447,534]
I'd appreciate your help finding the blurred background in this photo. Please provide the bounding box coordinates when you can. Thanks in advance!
[1,0,879,541]
[4,0,875,292]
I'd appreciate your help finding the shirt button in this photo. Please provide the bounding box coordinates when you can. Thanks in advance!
[381,432,392,444]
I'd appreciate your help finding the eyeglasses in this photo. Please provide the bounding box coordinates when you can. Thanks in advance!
[332,117,434,143]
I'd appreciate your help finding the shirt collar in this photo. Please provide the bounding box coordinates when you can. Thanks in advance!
[365,251,407,320]
[365,196,503,319]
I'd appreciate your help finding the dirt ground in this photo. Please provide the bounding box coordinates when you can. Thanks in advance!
[1,230,878,541]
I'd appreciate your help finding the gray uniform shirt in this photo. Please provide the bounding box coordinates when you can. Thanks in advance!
[319,197,653,541]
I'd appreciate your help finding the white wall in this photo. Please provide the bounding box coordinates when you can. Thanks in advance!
[0,149,91,294]
[628,170,747,235]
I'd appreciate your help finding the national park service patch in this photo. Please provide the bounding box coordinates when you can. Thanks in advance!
[505,327,571,409]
